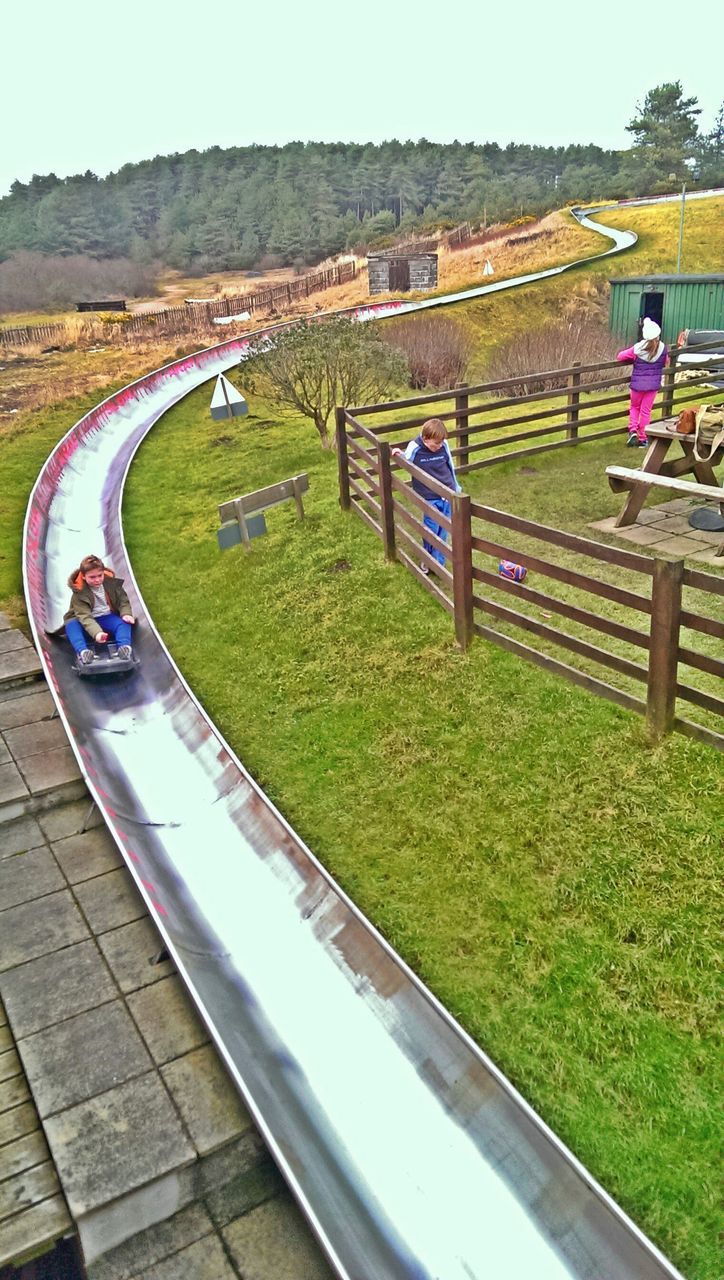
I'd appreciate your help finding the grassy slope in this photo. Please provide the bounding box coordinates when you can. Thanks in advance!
[455,196,724,375]
[123,388,720,1280]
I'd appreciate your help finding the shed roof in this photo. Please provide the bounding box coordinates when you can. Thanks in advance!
[608,275,724,285]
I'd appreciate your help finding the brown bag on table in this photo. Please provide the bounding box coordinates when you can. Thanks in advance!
[675,407,697,434]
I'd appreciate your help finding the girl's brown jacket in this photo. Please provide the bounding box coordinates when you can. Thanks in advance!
[63,570,131,640]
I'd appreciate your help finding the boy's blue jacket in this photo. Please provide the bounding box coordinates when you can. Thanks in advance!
[403,436,461,502]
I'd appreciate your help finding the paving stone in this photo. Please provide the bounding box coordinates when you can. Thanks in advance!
[0,1023,12,1052]
[206,1160,283,1229]
[18,1000,152,1118]
[4,719,69,761]
[0,1159,60,1221]
[0,890,89,971]
[51,826,122,884]
[0,739,10,766]
[194,1130,268,1198]
[0,1071,30,1109]
[655,536,710,556]
[689,526,724,545]
[0,814,44,859]
[223,1195,335,1280]
[134,1233,238,1280]
[655,498,695,513]
[0,689,55,731]
[0,630,29,655]
[75,868,146,933]
[0,1194,72,1269]
[98,918,173,993]
[0,648,42,684]
[17,745,82,795]
[612,525,665,545]
[0,613,10,630]
[86,1203,215,1280]
[0,939,117,1038]
[0,1101,37,1146]
[633,507,668,524]
[647,515,698,535]
[0,762,29,807]
[127,976,208,1066]
[38,797,102,842]
[0,1047,21,1082]
[161,1045,251,1157]
[689,546,722,561]
[44,1073,196,1216]
[0,1129,50,1182]
[0,846,65,910]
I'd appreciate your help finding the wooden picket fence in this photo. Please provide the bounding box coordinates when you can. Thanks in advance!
[336,349,724,749]
[0,262,356,348]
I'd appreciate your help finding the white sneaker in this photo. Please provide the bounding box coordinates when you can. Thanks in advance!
[419,560,430,575]
[117,645,132,661]
[79,649,94,665]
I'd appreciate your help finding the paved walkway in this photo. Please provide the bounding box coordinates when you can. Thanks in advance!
[590,497,724,562]
[0,615,333,1279]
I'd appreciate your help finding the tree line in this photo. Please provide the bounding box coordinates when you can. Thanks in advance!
[0,83,720,283]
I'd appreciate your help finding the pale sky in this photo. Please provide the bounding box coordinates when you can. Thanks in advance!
[2,0,722,197]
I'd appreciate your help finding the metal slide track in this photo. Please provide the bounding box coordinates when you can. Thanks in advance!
[22,206,692,1279]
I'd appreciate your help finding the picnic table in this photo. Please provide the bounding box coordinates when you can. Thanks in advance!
[607,419,724,529]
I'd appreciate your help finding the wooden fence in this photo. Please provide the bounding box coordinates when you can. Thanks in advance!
[336,353,724,749]
[0,262,356,348]
[343,344,724,473]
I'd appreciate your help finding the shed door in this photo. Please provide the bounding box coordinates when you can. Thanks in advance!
[389,259,410,292]
[639,291,664,336]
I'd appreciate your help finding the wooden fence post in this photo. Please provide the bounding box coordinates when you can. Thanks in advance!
[336,408,351,511]
[660,349,678,420]
[566,361,581,440]
[451,492,474,651]
[455,383,470,470]
[378,441,396,561]
[646,557,683,740]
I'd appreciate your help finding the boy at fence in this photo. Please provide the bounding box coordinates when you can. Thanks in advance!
[393,418,461,573]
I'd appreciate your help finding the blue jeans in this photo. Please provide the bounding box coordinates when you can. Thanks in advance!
[423,497,451,566]
[65,613,132,654]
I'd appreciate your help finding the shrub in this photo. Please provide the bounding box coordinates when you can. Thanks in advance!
[484,320,622,394]
[383,314,474,390]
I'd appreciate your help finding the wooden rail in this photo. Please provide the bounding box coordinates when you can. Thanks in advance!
[337,399,723,750]
[348,346,724,472]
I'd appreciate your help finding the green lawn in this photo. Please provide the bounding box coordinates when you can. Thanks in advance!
[122,385,721,1280]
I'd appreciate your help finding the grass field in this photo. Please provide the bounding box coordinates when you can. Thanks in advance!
[118,385,722,1280]
[1,197,721,1278]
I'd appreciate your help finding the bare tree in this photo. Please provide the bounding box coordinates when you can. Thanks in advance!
[243,318,406,447]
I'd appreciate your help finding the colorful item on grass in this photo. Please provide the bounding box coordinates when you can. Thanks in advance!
[498,560,527,582]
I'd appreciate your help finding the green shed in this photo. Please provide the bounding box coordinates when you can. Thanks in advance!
[608,275,724,345]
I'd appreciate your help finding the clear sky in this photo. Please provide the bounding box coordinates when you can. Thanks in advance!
[2,0,721,197]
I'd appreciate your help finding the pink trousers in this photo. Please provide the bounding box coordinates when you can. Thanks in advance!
[629,388,657,439]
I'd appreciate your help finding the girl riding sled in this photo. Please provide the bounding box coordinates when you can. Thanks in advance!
[64,554,135,664]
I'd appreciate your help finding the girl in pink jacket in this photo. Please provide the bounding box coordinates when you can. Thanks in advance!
[616,317,669,447]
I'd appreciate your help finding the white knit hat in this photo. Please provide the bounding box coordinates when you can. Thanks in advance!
[642,317,661,340]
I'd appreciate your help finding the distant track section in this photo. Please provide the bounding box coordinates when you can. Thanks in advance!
[22,206,690,1277]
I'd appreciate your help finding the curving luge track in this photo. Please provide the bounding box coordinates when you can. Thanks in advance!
[22,205,693,1277]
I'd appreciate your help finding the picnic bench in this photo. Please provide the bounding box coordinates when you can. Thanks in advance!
[606,420,724,531]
